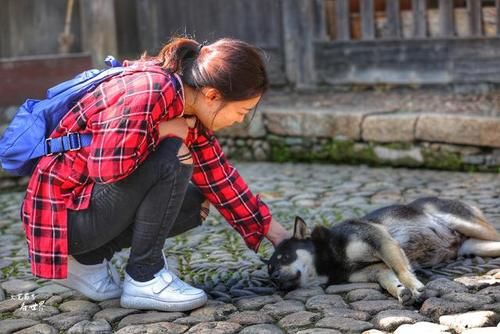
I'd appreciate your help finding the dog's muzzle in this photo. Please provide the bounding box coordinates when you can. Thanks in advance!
[271,270,301,291]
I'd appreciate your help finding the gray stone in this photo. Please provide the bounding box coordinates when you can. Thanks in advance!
[118,311,184,329]
[394,321,451,334]
[67,319,112,334]
[92,307,138,324]
[115,322,189,334]
[44,295,63,306]
[441,292,494,308]
[297,329,341,334]
[420,297,471,321]
[12,323,58,334]
[278,311,321,331]
[425,278,468,296]
[261,300,305,319]
[0,298,25,312]
[59,300,101,315]
[305,294,349,311]
[439,311,500,334]
[351,300,403,315]
[416,114,500,148]
[239,324,284,334]
[1,280,39,295]
[454,275,500,290]
[372,310,429,332]
[346,289,388,302]
[374,146,424,164]
[0,319,40,334]
[284,287,324,302]
[173,315,209,326]
[316,316,374,333]
[322,307,371,321]
[13,305,60,321]
[325,283,381,294]
[264,107,363,140]
[363,114,418,143]
[361,330,387,334]
[234,295,282,311]
[44,312,91,331]
[32,284,70,296]
[0,287,5,301]
[228,311,274,325]
[185,321,242,334]
[98,298,121,309]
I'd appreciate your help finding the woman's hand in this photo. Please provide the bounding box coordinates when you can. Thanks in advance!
[266,218,291,247]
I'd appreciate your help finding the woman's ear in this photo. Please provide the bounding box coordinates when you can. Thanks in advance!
[201,87,222,102]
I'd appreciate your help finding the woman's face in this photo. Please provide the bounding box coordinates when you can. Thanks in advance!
[196,94,262,132]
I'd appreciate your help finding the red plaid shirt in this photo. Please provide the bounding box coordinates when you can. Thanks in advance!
[22,61,272,279]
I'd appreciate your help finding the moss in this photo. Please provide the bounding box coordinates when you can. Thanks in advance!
[422,149,465,171]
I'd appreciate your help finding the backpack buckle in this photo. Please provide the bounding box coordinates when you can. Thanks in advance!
[67,133,82,151]
[45,137,54,156]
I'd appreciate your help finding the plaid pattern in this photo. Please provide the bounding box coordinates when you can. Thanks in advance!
[22,62,272,279]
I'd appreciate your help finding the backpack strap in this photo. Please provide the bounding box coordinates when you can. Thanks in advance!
[29,133,92,158]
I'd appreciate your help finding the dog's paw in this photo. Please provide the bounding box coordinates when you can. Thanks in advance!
[397,287,415,305]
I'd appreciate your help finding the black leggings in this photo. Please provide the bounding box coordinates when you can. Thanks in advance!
[67,137,204,282]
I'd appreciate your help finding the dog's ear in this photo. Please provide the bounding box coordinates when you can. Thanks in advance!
[293,216,309,240]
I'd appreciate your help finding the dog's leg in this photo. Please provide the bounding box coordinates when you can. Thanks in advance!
[349,263,414,305]
[458,238,500,257]
[372,225,425,299]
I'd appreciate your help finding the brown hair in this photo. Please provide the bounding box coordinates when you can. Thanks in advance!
[154,37,269,101]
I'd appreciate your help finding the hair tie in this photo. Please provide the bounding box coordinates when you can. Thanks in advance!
[197,41,208,53]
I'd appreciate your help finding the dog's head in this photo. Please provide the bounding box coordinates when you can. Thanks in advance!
[263,216,317,291]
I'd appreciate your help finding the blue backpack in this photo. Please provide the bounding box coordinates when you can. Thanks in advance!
[0,56,124,176]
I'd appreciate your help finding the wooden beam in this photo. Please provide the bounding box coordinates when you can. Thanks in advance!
[412,0,427,38]
[467,0,483,37]
[79,0,118,66]
[439,0,455,37]
[313,0,329,41]
[335,0,350,41]
[360,0,375,40]
[385,0,401,39]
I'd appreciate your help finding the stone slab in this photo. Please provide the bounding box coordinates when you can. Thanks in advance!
[362,114,418,142]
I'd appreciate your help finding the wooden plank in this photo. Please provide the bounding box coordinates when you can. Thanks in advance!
[282,0,317,88]
[497,0,500,36]
[315,38,500,85]
[467,0,483,37]
[439,0,455,37]
[412,0,427,38]
[313,0,329,41]
[385,0,401,39]
[335,0,350,41]
[360,0,375,40]
[80,0,118,66]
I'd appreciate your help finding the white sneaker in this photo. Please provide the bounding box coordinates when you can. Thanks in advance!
[120,256,207,311]
[55,256,122,301]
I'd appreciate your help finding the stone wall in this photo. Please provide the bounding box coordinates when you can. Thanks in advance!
[217,107,500,172]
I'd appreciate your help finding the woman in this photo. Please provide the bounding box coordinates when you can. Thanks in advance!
[21,37,290,312]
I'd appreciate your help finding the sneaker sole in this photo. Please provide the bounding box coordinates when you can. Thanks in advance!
[56,277,122,301]
[120,293,207,312]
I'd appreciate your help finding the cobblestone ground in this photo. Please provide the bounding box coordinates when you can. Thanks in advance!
[0,163,499,333]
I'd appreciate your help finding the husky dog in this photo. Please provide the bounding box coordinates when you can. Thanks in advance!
[264,197,500,304]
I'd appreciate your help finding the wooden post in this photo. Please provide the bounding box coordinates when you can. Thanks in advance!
[439,0,455,37]
[335,0,350,41]
[412,0,427,38]
[360,0,375,40]
[497,0,500,36]
[385,0,401,39]
[282,0,318,89]
[467,0,483,37]
[79,0,118,66]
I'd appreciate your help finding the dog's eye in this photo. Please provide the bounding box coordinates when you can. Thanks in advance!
[282,254,289,261]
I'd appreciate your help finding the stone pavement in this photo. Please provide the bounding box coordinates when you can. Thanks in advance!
[0,163,499,333]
